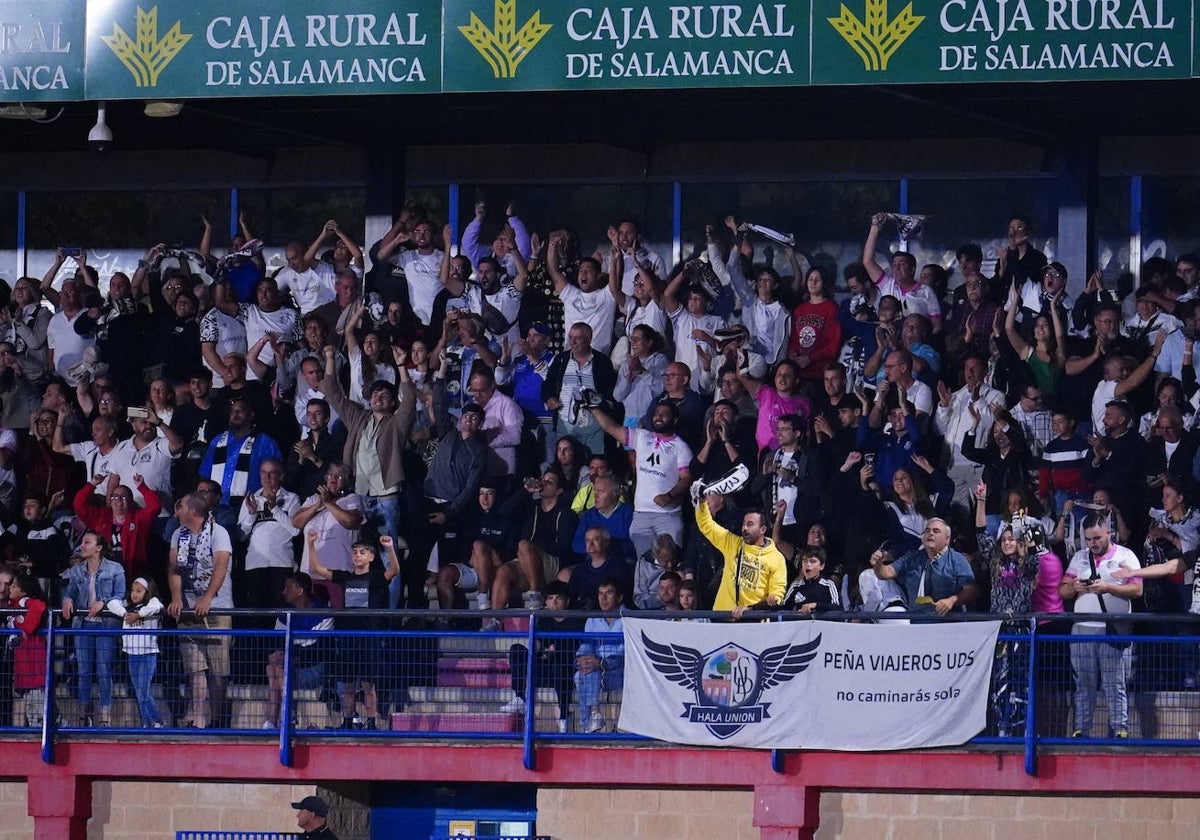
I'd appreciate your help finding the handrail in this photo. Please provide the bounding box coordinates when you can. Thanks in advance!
[15,611,1200,775]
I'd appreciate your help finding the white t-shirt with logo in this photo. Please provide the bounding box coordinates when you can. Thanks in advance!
[239,304,301,381]
[627,428,693,513]
[1064,543,1140,628]
[275,262,336,315]
[397,249,444,326]
[108,437,177,510]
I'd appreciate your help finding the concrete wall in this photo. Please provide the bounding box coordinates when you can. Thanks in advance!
[535,787,1200,840]
[0,781,363,840]
[4,780,1199,840]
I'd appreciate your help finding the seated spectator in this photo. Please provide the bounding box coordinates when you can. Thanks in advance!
[677,579,708,621]
[869,518,977,615]
[573,476,635,566]
[489,470,578,617]
[441,481,518,614]
[470,366,523,482]
[263,572,334,729]
[566,527,632,610]
[500,580,584,732]
[574,579,626,733]
[633,534,680,609]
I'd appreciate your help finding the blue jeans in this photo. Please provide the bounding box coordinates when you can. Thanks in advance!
[362,493,403,607]
[127,653,160,726]
[75,619,118,711]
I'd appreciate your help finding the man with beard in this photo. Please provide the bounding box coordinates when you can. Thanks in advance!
[548,238,618,355]
[695,491,786,616]
[593,402,692,559]
[199,398,282,510]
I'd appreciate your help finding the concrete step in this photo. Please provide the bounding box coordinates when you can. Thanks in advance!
[409,686,559,705]
[389,711,519,733]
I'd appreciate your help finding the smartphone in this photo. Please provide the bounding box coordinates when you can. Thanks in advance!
[127,407,150,420]
[864,453,876,467]
[62,246,82,258]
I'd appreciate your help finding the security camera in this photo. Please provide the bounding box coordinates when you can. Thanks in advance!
[88,102,112,154]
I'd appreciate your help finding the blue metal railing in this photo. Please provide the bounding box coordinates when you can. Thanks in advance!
[3,609,1198,777]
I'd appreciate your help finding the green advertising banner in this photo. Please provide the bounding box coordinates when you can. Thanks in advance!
[442,0,809,91]
[83,0,441,99]
[811,0,1192,83]
[0,0,85,102]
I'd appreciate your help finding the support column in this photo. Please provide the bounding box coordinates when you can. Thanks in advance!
[1052,137,1099,298]
[364,141,406,254]
[27,773,91,840]
[754,783,821,840]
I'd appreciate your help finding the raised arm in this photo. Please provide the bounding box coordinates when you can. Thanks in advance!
[607,243,626,309]
[1004,283,1031,358]
[591,405,628,445]
[305,220,334,264]
[861,213,888,283]
[1114,330,1166,398]
[662,264,687,315]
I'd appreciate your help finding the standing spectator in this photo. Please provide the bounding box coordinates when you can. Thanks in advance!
[199,399,282,511]
[108,406,184,512]
[542,322,616,456]
[73,473,161,584]
[275,238,337,316]
[373,218,446,328]
[469,367,523,482]
[695,493,787,614]
[639,362,708,454]
[47,279,96,378]
[238,459,301,609]
[285,399,346,500]
[320,344,416,598]
[663,265,724,392]
[739,360,810,455]
[212,278,302,384]
[106,577,165,728]
[788,266,842,383]
[593,402,692,559]
[861,214,942,329]
[1059,513,1142,739]
[500,580,583,733]
[613,325,669,435]
[293,462,363,580]
[548,239,618,355]
[497,322,555,466]
[166,492,235,730]
[61,531,126,726]
[574,579,626,733]
[1004,283,1067,397]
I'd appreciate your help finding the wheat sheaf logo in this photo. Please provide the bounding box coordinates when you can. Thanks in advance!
[459,0,552,79]
[102,6,192,88]
[828,0,923,71]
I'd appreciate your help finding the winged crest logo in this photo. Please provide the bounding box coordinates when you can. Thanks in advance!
[642,631,821,739]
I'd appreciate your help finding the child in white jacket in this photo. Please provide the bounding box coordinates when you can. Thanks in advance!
[107,577,164,728]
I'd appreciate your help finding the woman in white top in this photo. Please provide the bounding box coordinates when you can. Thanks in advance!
[344,301,397,407]
[613,325,669,428]
[608,250,667,366]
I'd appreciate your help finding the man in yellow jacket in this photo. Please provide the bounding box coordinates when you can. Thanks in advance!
[696,493,787,617]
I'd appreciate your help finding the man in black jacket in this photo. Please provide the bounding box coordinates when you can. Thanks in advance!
[542,322,616,457]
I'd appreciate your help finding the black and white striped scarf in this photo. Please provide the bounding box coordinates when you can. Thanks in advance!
[209,432,256,503]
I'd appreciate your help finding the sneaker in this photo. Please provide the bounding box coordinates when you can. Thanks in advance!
[261,720,277,730]
[481,617,502,632]
[1113,729,1129,739]
[556,719,568,734]
[500,696,526,714]
[1071,729,1085,738]
[150,722,165,729]
[584,711,605,733]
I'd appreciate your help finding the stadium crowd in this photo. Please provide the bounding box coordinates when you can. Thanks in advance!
[1,202,1197,736]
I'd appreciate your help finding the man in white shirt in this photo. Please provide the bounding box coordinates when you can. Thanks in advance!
[273,242,337,315]
[107,410,184,513]
[212,278,302,383]
[47,279,96,378]
[1059,515,1142,738]
[862,214,942,330]
[599,218,667,297]
[934,355,1006,510]
[883,349,933,420]
[592,402,692,558]
[238,458,301,609]
[549,237,618,354]
[375,219,445,327]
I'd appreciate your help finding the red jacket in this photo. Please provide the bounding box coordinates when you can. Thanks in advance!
[12,596,46,692]
[73,482,162,582]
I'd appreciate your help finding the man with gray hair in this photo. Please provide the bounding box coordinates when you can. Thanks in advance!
[869,517,976,615]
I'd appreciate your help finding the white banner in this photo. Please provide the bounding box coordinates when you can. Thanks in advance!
[618,617,1001,750]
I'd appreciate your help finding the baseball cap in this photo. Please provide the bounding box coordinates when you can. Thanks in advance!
[529,321,552,336]
[292,796,328,817]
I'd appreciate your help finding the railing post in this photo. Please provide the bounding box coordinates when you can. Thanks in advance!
[41,617,57,765]
[1023,617,1039,777]
[280,611,294,768]
[522,611,539,771]
[771,612,786,775]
